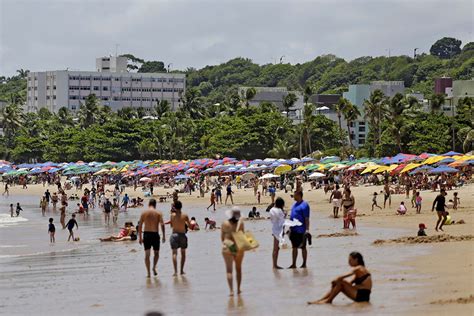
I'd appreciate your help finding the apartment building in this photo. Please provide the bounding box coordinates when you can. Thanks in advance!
[26,56,186,113]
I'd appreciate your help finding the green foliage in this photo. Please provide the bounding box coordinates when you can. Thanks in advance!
[138,61,166,73]
[430,37,462,59]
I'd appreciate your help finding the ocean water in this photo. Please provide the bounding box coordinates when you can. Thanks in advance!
[0,191,432,315]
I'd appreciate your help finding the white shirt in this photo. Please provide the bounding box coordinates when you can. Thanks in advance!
[269,207,285,238]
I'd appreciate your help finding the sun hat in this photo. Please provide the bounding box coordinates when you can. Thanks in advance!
[225,206,241,219]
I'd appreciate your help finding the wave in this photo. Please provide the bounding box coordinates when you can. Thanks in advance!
[0,214,29,227]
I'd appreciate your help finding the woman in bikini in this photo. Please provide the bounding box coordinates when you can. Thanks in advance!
[308,252,372,304]
[221,207,245,296]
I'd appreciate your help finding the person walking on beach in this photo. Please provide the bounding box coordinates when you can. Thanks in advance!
[138,199,166,278]
[415,191,422,214]
[221,207,245,296]
[112,198,119,224]
[169,200,191,276]
[371,192,382,211]
[383,182,391,208]
[40,197,47,216]
[16,203,23,217]
[432,189,448,231]
[121,193,130,211]
[3,182,9,196]
[51,192,59,210]
[10,203,14,217]
[225,183,234,205]
[66,214,78,242]
[45,189,51,205]
[329,184,342,218]
[207,189,216,211]
[270,197,286,269]
[48,218,56,243]
[288,191,310,269]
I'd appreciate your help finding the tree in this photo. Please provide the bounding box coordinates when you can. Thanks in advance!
[155,100,171,117]
[364,89,387,151]
[430,37,462,59]
[0,103,24,150]
[16,69,29,79]
[57,107,74,126]
[117,107,137,120]
[302,103,317,155]
[282,92,298,117]
[268,139,295,158]
[78,94,100,128]
[458,127,474,153]
[430,94,445,113]
[385,94,420,151]
[181,88,204,119]
[335,98,346,133]
[241,87,257,107]
[341,99,360,148]
[138,61,166,73]
[457,97,473,122]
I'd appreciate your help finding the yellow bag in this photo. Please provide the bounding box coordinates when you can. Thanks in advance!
[232,220,259,251]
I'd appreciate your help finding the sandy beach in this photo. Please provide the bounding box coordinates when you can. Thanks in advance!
[1,181,473,315]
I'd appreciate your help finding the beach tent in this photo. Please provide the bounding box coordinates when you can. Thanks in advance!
[428,166,459,174]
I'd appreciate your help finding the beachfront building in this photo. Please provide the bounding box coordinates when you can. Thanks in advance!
[427,78,473,116]
[26,56,186,113]
[239,87,304,122]
[341,81,405,147]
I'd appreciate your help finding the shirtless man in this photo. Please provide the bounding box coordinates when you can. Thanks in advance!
[169,200,191,276]
[138,199,166,278]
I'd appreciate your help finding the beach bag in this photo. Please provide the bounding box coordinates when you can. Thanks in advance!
[232,220,259,251]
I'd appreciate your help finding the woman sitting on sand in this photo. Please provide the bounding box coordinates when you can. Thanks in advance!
[100,222,137,242]
[308,252,372,304]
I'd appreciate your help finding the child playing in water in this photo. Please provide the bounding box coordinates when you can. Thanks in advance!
[204,217,216,230]
[257,191,261,204]
[66,214,79,242]
[189,217,200,231]
[371,192,381,211]
[10,204,14,217]
[16,203,23,217]
[396,201,407,215]
[48,218,56,243]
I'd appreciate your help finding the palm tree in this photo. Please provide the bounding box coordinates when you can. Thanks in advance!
[304,85,314,105]
[302,103,317,155]
[78,94,100,127]
[97,105,112,125]
[181,87,203,119]
[117,107,137,120]
[341,99,361,148]
[457,97,473,121]
[16,69,29,79]
[364,89,387,150]
[57,107,74,126]
[268,139,295,158]
[335,98,346,133]
[282,92,298,117]
[0,103,24,149]
[458,127,474,153]
[430,94,445,113]
[386,94,420,151]
[241,87,257,107]
[155,100,171,118]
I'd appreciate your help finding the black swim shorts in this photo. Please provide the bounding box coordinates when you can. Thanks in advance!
[143,232,160,251]
[170,232,188,249]
[289,231,306,249]
[355,289,371,302]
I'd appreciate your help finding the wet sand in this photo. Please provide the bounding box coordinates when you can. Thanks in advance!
[1,181,473,315]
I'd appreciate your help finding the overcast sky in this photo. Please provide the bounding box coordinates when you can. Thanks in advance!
[0,0,472,76]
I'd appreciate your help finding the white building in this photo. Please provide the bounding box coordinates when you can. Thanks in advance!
[26,56,186,113]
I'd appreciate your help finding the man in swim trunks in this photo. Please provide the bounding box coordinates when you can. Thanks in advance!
[138,199,166,278]
[169,200,191,276]
[288,190,310,269]
[383,182,391,208]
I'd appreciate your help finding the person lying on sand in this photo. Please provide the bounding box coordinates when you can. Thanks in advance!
[100,222,137,242]
[308,252,372,304]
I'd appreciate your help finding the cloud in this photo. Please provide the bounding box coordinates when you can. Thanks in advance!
[0,0,472,76]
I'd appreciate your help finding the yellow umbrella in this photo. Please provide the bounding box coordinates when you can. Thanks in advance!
[171,160,179,164]
[373,164,399,174]
[400,163,421,174]
[422,156,445,165]
[274,165,292,175]
[93,168,110,175]
[361,165,381,174]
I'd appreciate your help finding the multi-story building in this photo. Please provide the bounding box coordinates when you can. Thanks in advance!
[434,77,453,95]
[239,87,304,122]
[340,81,405,147]
[26,56,186,113]
[452,79,474,105]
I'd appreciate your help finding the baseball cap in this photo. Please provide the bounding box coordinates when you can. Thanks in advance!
[419,223,427,229]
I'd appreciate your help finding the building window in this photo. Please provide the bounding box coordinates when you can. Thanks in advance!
[93,86,99,91]
[53,96,56,100]
[114,78,120,81]
[358,126,365,132]
[46,96,50,100]
[103,86,108,91]
[53,85,56,90]
[71,105,76,110]
[350,122,354,128]
[359,139,365,145]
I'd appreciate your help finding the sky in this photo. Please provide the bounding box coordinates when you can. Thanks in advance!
[0,0,472,76]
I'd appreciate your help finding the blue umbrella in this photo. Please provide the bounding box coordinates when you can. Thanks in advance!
[409,165,433,175]
[428,165,459,174]
[175,174,190,180]
[441,151,462,156]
